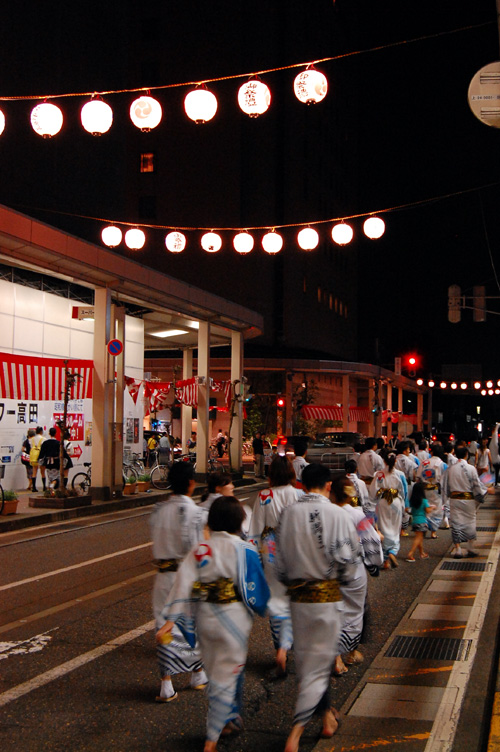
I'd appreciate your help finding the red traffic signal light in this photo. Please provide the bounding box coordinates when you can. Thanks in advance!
[403,353,420,377]
[276,396,285,408]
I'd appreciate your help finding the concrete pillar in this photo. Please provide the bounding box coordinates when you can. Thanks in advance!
[417,391,424,432]
[342,374,350,432]
[386,383,393,439]
[196,321,210,477]
[230,330,243,473]
[398,387,404,438]
[285,372,293,435]
[113,306,125,490]
[181,349,193,454]
[91,287,114,498]
[368,381,375,435]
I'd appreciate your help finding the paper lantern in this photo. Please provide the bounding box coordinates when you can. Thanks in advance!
[363,216,386,239]
[233,232,254,254]
[428,380,435,388]
[184,88,218,123]
[297,227,319,250]
[460,383,467,390]
[440,382,447,389]
[238,80,271,117]
[124,228,146,250]
[30,102,63,137]
[81,98,113,135]
[474,382,481,389]
[130,95,162,131]
[294,69,328,104]
[262,231,283,254]
[331,223,353,245]
[101,226,122,248]
[451,382,458,390]
[486,380,493,388]
[165,231,186,253]
[0,109,5,136]
[201,232,222,252]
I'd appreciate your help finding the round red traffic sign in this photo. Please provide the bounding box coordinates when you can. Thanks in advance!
[107,339,123,356]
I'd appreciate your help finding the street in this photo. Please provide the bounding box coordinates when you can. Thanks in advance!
[1,489,499,752]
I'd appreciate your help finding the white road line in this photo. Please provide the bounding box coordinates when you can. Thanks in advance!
[424,512,500,752]
[0,542,151,592]
[0,620,155,708]
[0,570,155,635]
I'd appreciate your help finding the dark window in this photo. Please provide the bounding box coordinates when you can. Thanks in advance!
[140,153,155,173]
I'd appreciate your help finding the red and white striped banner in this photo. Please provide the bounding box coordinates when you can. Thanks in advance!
[144,381,172,415]
[301,405,344,422]
[124,376,142,405]
[0,353,93,401]
[348,406,371,422]
[175,377,198,407]
[211,379,233,408]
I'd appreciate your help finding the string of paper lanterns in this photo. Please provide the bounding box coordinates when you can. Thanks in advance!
[1,66,328,138]
[101,216,386,252]
[416,378,500,395]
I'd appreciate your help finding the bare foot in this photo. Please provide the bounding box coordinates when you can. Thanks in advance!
[333,655,348,674]
[321,707,340,738]
[389,553,399,568]
[284,724,304,752]
[276,648,287,674]
[204,741,217,752]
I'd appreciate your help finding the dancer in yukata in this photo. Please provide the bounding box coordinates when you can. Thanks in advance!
[416,443,448,537]
[248,454,299,673]
[275,463,361,752]
[369,451,408,569]
[156,497,270,752]
[151,461,208,702]
[331,475,383,674]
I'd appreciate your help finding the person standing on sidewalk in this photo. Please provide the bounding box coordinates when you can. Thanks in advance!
[151,461,209,702]
[252,431,265,479]
[29,426,46,492]
[275,463,361,751]
[442,445,495,558]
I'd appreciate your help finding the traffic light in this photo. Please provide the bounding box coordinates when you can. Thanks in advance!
[276,396,285,408]
[403,354,419,378]
[473,285,486,322]
[448,284,461,323]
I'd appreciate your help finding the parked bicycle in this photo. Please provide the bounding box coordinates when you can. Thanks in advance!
[0,465,5,514]
[71,461,140,495]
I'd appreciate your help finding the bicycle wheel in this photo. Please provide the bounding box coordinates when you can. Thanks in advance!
[72,472,90,496]
[151,464,170,490]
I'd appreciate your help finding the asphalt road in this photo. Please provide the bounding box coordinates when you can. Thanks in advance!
[0,492,464,752]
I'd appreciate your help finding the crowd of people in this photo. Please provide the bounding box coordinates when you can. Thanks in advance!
[21,425,73,492]
[150,425,499,752]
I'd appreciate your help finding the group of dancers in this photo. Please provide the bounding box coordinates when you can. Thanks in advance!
[151,429,498,752]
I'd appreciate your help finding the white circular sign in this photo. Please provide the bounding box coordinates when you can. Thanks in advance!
[468,61,500,128]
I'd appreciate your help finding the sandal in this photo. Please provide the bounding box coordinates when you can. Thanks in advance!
[405,557,415,562]
[420,553,429,559]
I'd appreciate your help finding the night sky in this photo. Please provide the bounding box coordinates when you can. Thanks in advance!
[1,0,499,378]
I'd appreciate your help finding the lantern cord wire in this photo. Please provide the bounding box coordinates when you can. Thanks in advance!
[0,21,490,101]
[15,180,500,232]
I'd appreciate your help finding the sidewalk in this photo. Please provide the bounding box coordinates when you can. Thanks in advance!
[0,474,261,533]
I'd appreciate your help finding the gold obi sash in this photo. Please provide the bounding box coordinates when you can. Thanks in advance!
[424,484,439,491]
[192,577,242,604]
[261,525,275,539]
[376,488,399,504]
[350,496,359,507]
[286,578,341,603]
[450,491,474,500]
[155,558,178,572]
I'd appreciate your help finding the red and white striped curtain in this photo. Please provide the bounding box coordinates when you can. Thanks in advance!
[0,353,93,400]
[144,381,172,415]
[175,377,198,407]
[211,379,232,408]
[348,406,371,422]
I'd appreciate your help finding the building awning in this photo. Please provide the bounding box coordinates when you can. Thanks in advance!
[301,405,371,422]
[0,353,93,400]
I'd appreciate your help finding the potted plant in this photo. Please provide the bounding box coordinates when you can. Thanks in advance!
[123,475,137,495]
[2,490,19,515]
[137,473,151,492]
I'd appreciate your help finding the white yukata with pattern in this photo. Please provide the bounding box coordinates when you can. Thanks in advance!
[346,472,375,521]
[151,495,208,676]
[248,484,299,651]
[275,493,361,727]
[442,460,488,545]
[416,456,447,531]
[369,469,407,559]
[161,532,270,743]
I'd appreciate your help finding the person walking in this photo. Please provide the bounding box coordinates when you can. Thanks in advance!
[151,461,209,702]
[405,481,436,561]
[37,427,72,488]
[369,451,407,569]
[216,428,225,458]
[442,445,495,558]
[275,463,361,751]
[252,431,265,479]
[415,443,447,536]
[291,438,309,489]
[248,454,299,674]
[29,426,46,492]
[490,423,500,486]
[156,496,270,752]
[475,438,492,478]
[21,429,36,490]
[357,437,384,483]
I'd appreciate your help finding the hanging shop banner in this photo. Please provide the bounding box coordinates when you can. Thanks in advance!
[0,353,93,401]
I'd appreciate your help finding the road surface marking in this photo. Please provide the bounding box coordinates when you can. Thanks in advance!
[0,621,154,708]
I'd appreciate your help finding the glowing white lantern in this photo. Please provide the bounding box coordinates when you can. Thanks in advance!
[416,379,424,386]
[297,227,319,250]
[451,382,458,390]
[124,228,146,250]
[474,382,481,389]
[262,231,283,254]
[331,222,353,245]
[440,382,447,389]
[489,389,494,395]
[238,80,271,117]
[428,380,435,388]
[165,231,186,253]
[481,389,487,395]
[201,232,222,252]
[184,88,218,123]
[363,216,386,239]
[81,98,113,135]
[0,109,5,136]
[486,380,493,388]
[233,232,254,254]
[460,383,468,390]
[30,102,63,137]
[130,95,162,131]
[101,226,122,248]
[294,68,328,104]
